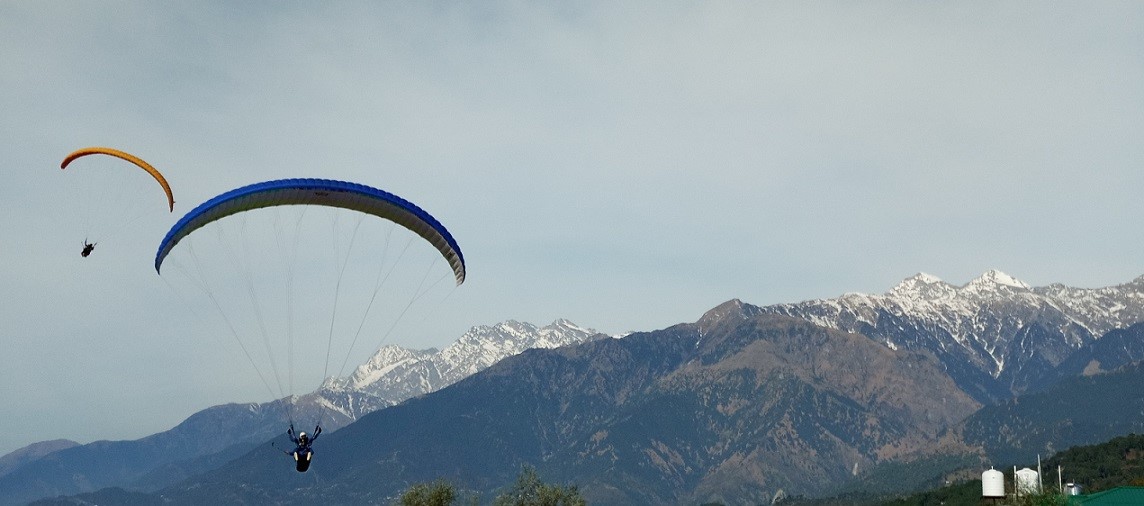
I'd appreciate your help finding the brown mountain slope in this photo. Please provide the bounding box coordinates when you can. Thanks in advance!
[150,301,983,504]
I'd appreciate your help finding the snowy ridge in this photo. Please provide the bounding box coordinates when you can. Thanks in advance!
[340,345,436,389]
[316,319,604,420]
[757,270,1144,398]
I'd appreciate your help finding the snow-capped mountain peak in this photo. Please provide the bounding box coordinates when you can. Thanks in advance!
[888,272,955,300]
[760,270,1144,401]
[962,269,1031,293]
[335,345,435,390]
[318,319,605,420]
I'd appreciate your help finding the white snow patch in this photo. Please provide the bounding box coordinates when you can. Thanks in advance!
[965,269,1031,291]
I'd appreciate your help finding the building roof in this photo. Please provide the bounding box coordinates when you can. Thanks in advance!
[1070,486,1144,505]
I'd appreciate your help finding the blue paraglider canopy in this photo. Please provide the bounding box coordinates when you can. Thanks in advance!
[154,178,465,285]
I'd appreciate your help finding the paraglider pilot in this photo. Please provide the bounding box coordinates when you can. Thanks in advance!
[81,240,96,257]
[286,423,321,472]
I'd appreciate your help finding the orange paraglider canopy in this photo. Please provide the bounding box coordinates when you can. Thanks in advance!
[61,147,174,212]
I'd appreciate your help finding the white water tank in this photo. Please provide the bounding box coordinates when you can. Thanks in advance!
[1016,467,1039,494]
[982,468,1005,498]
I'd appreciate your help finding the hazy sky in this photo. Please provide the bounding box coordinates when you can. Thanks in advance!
[2,2,1142,456]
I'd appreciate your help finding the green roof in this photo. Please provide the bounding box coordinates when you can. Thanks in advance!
[1070,486,1144,505]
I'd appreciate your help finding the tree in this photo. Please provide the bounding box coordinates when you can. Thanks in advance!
[400,479,457,506]
[493,466,586,506]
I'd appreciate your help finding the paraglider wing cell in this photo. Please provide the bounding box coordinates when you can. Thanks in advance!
[154,178,465,284]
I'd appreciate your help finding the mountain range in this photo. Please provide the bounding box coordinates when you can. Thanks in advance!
[0,320,603,506]
[136,306,984,504]
[759,270,1144,402]
[11,270,1144,505]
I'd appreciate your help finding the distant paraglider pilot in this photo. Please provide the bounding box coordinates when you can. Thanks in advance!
[286,423,321,472]
[81,240,96,257]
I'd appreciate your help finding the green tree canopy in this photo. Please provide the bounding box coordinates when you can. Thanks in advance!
[400,479,457,506]
[493,466,585,506]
